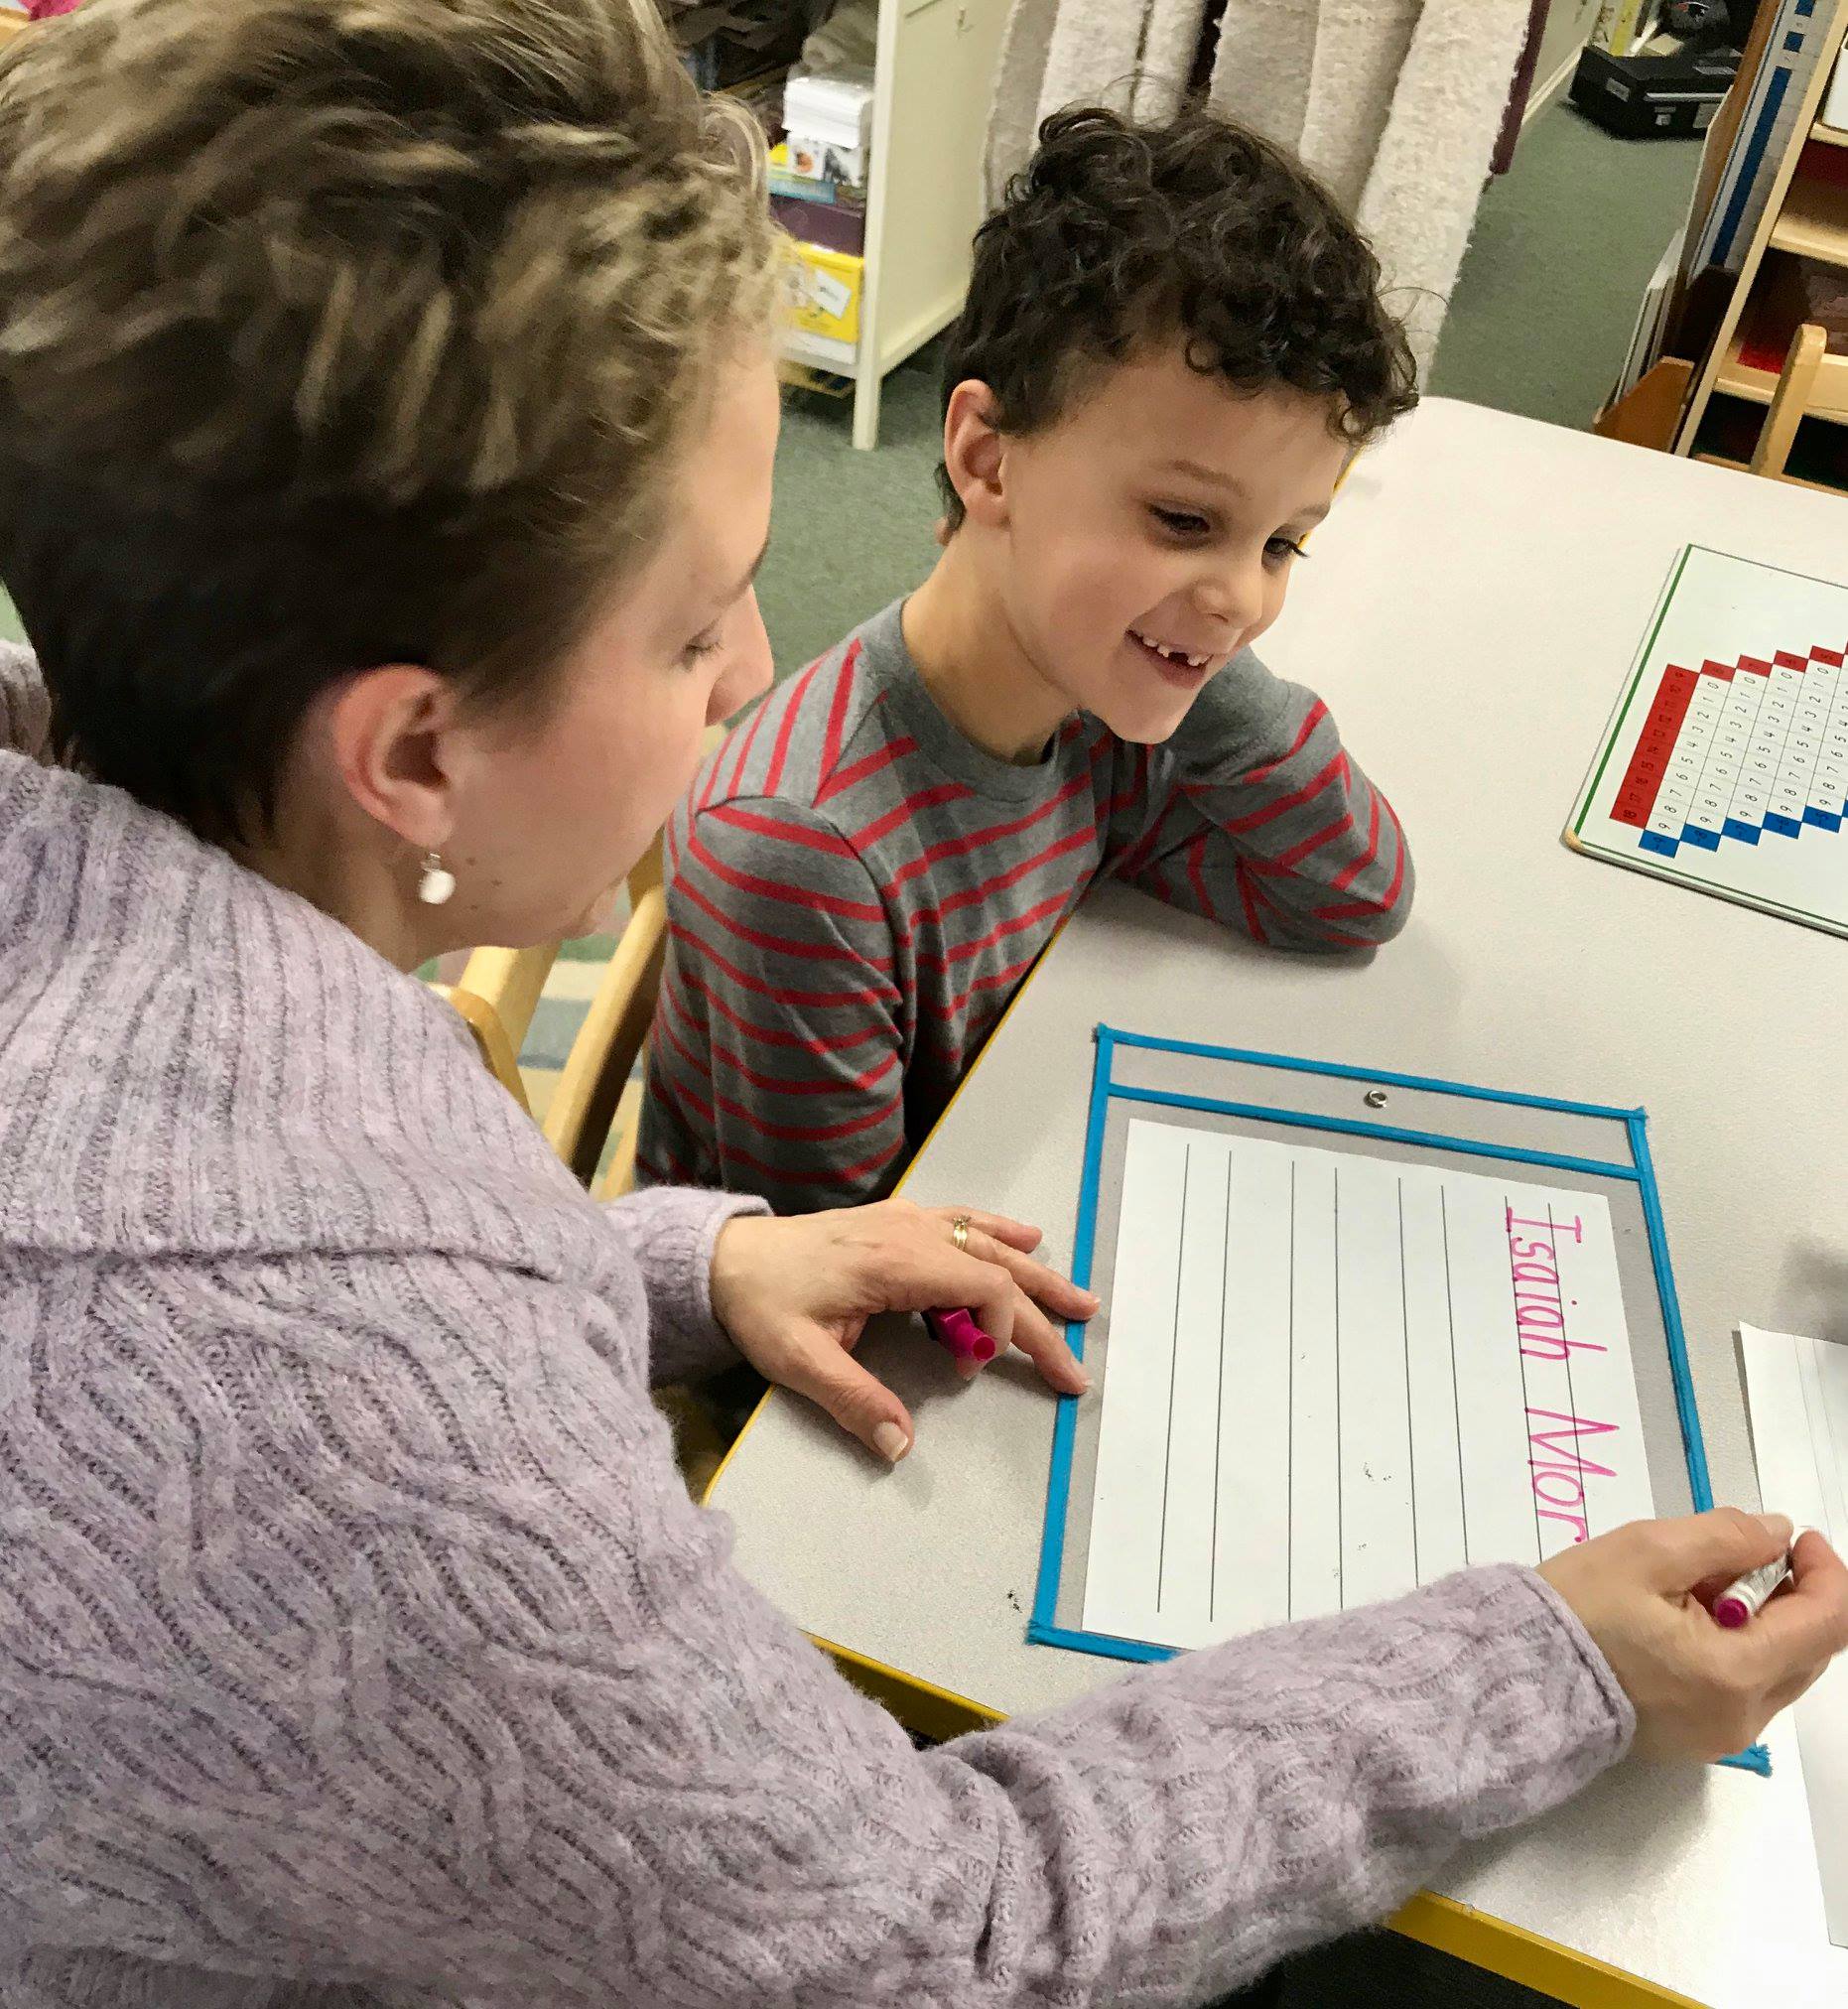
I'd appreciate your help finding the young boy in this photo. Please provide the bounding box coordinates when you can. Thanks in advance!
[639,106,1419,1212]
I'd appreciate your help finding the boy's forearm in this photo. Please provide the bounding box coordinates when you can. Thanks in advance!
[1152,656,1414,948]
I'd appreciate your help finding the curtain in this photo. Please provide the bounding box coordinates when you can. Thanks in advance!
[986,0,1534,375]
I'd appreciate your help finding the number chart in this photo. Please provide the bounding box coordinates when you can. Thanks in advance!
[1568,546,1848,938]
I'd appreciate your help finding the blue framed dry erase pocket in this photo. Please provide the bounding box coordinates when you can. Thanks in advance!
[1031,1024,1767,1777]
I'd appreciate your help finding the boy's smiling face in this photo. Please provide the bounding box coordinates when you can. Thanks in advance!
[969,343,1351,744]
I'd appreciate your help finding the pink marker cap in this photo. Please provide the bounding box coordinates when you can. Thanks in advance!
[927,1308,996,1365]
[1713,1595,1752,1629]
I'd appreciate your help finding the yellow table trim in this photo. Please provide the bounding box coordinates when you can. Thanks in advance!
[811,1636,1004,1742]
[1390,1892,1703,2009]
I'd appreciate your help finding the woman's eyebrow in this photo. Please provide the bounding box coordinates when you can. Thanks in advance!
[715,533,771,608]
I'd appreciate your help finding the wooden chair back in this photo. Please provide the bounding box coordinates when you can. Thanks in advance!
[431,942,559,1115]
[1752,323,1829,479]
[541,883,668,1185]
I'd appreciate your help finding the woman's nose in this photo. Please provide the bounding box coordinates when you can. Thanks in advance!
[708,591,774,725]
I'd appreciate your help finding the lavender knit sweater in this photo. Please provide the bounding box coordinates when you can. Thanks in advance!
[0,642,1633,2007]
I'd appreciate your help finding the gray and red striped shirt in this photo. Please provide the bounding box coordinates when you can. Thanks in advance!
[637,599,1411,1211]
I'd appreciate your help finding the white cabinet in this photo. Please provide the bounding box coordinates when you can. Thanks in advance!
[785,0,1009,447]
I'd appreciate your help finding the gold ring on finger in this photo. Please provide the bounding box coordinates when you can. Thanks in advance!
[950,1213,971,1253]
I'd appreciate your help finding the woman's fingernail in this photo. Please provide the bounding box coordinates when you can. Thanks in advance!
[873,1422,910,1463]
[1761,1512,1794,1544]
[1072,1368,1092,1392]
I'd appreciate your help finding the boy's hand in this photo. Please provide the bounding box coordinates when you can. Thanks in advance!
[710,1200,1096,1461]
[1538,1511,1848,1761]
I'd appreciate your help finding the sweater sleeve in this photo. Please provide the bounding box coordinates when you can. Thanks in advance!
[5,1244,1633,2009]
[638,797,908,1213]
[1111,651,1413,951]
[0,642,51,763]
[601,1182,768,1386]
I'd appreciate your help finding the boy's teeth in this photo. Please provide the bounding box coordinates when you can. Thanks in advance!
[1135,630,1207,669]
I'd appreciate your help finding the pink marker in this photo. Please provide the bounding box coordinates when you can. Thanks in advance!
[926,1307,996,1366]
[1713,1553,1793,1629]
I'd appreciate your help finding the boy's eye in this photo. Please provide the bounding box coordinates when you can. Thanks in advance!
[1265,535,1310,564]
[680,626,722,667]
[1149,504,1211,539]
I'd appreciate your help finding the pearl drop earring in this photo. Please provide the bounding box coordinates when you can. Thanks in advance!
[417,850,457,906]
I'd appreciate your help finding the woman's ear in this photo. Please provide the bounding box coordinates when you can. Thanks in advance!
[321,663,466,853]
[942,378,1010,531]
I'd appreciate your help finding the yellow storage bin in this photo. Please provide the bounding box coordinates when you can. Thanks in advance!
[784,240,862,347]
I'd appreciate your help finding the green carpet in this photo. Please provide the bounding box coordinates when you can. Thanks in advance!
[1426,100,1701,432]
[758,357,948,673]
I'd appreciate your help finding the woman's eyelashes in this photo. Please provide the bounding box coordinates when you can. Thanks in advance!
[681,630,722,665]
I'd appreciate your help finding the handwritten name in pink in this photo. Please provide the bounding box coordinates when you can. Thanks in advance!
[1505,1209,1608,1363]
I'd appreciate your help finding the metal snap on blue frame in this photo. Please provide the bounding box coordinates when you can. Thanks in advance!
[1028,1024,1770,1777]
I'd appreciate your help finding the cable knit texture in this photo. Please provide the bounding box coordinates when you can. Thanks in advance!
[0,638,1633,2005]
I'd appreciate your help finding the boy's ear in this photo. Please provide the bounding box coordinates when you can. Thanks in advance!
[942,378,1009,529]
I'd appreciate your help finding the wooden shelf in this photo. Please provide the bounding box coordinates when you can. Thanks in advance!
[1693,451,1848,496]
[1716,338,1848,421]
[1669,0,1848,470]
[1770,177,1848,266]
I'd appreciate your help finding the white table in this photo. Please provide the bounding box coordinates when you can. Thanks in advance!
[710,399,1848,2007]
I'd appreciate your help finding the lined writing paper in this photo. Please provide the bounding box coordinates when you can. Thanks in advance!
[1081,1121,1654,1652]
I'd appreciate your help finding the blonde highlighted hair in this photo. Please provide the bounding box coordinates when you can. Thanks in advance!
[0,0,780,838]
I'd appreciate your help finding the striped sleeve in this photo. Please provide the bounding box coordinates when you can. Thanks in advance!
[646,796,907,1213]
[1113,652,1413,951]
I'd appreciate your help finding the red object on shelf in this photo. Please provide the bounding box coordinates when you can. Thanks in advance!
[1739,328,1786,373]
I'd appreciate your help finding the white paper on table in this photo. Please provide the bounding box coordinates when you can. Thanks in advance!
[1080,1122,1656,1652]
[1738,1323,1848,1951]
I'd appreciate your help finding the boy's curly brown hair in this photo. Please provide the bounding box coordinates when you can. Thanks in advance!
[938,106,1418,529]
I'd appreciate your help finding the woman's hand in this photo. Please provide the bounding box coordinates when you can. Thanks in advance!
[710,1199,1097,1461]
[1538,1509,1848,1761]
